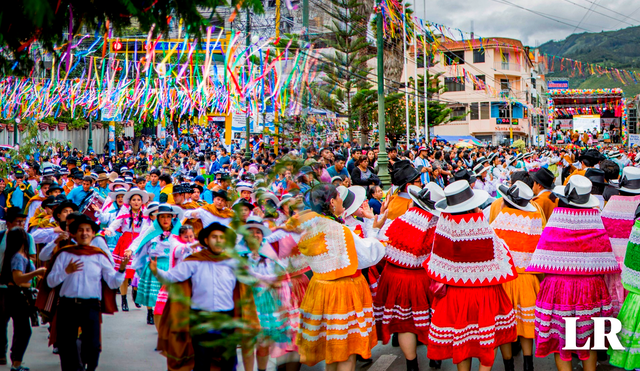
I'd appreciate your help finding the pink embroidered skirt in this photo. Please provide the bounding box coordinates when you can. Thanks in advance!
[534,274,613,361]
[373,264,431,344]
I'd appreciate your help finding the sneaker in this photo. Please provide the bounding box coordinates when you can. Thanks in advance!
[11,365,30,371]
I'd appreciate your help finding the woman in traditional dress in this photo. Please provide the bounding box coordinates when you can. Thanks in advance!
[153,224,197,322]
[490,181,545,371]
[98,188,126,253]
[609,214,640,369]
[296,184,385,370]
[527,175,620,371]
[237,216,292,371]
[104,187,149,311]
[424,180,518,371]
[128,204,183,325]
[374,183,444,371]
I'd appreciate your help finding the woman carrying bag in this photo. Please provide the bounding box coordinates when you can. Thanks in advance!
[0,228,46,371]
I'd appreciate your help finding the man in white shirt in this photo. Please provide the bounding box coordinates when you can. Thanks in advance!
[152,222,239,371]
[46,215,128,371]
[413,147,432,185]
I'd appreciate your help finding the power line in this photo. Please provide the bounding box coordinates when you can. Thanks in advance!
[491,0,593,32]
[576,0,640,24]
[562,0,634,27]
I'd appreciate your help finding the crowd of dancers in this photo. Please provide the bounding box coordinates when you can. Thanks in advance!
[3,136,640,371]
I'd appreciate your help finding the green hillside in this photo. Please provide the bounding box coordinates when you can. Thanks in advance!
[538,26,640,97]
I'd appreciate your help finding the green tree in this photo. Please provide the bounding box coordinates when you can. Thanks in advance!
[0,0,264,74]
[314,0,373,142]
[385,72,465,146]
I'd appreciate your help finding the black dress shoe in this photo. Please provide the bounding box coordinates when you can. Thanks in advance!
[147,309,155,325]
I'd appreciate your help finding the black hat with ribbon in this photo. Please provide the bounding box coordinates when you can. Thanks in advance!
[530,168,555,190]
[389,160,420,189]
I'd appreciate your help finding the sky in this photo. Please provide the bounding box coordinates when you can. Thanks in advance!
[412,0,640,47]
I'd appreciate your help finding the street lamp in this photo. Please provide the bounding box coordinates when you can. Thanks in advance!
[376,2,391,188]
[87,117,94,153]
[14,118,20,148]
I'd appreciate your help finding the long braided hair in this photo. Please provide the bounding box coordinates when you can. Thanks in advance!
[128,195,145,229]
[307,184,344,224]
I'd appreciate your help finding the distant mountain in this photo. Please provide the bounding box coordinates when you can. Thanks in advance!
[538,26,640,97]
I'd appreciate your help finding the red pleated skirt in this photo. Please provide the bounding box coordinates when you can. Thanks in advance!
[112,231,138,279]
[427,285,517,367]
[373,264,431,344]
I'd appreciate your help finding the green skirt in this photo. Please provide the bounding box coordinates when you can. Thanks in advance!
[609,291,640,369]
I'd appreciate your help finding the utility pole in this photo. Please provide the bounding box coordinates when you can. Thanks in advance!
[413,23,419,142]
[274,0,281,155]
[245,9,251,161]
[376,2,391,188]
[423,4,429,143]
[301,0,310,128]
[402,2,410,149]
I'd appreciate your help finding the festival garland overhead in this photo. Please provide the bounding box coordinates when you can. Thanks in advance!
[0,25,318,123]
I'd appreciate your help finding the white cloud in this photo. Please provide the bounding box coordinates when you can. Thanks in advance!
[409,0,640,46]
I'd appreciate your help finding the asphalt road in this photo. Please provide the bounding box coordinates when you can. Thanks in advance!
[8,292,623,370]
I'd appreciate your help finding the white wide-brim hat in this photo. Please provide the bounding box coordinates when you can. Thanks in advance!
[243,215,272,237]
[144,201,160,217]
[108,179,132,191]
[124,187,150,205]
[435,180,489,214]
[154,204,184,221]
[552,175,601,208]
[497,181,537,213]
[108,189,127,202]
[619,166,640,194]
[337,185,367,218]
[407,183,445,216]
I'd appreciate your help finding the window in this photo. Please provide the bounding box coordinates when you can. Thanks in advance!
[501,53,510,69]
[500,79,510,92]
[480,102,490,119]
[531,77,536,89]
[470,103,479,120]
[474,75,486,90]
[451,105,467,120]
[444,51,465,65]
[445,77,465,92]
[417,52,435,67]
[473,49,485,63]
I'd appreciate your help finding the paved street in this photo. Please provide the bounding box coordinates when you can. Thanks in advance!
[8,292,621,370]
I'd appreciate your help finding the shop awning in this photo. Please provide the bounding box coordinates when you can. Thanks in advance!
[435,135,484,146]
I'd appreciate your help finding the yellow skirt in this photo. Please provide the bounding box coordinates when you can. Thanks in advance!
[502,273,540,339]
[297,273,377,366]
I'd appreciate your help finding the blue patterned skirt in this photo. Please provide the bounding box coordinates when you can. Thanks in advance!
[135,256,169,308]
